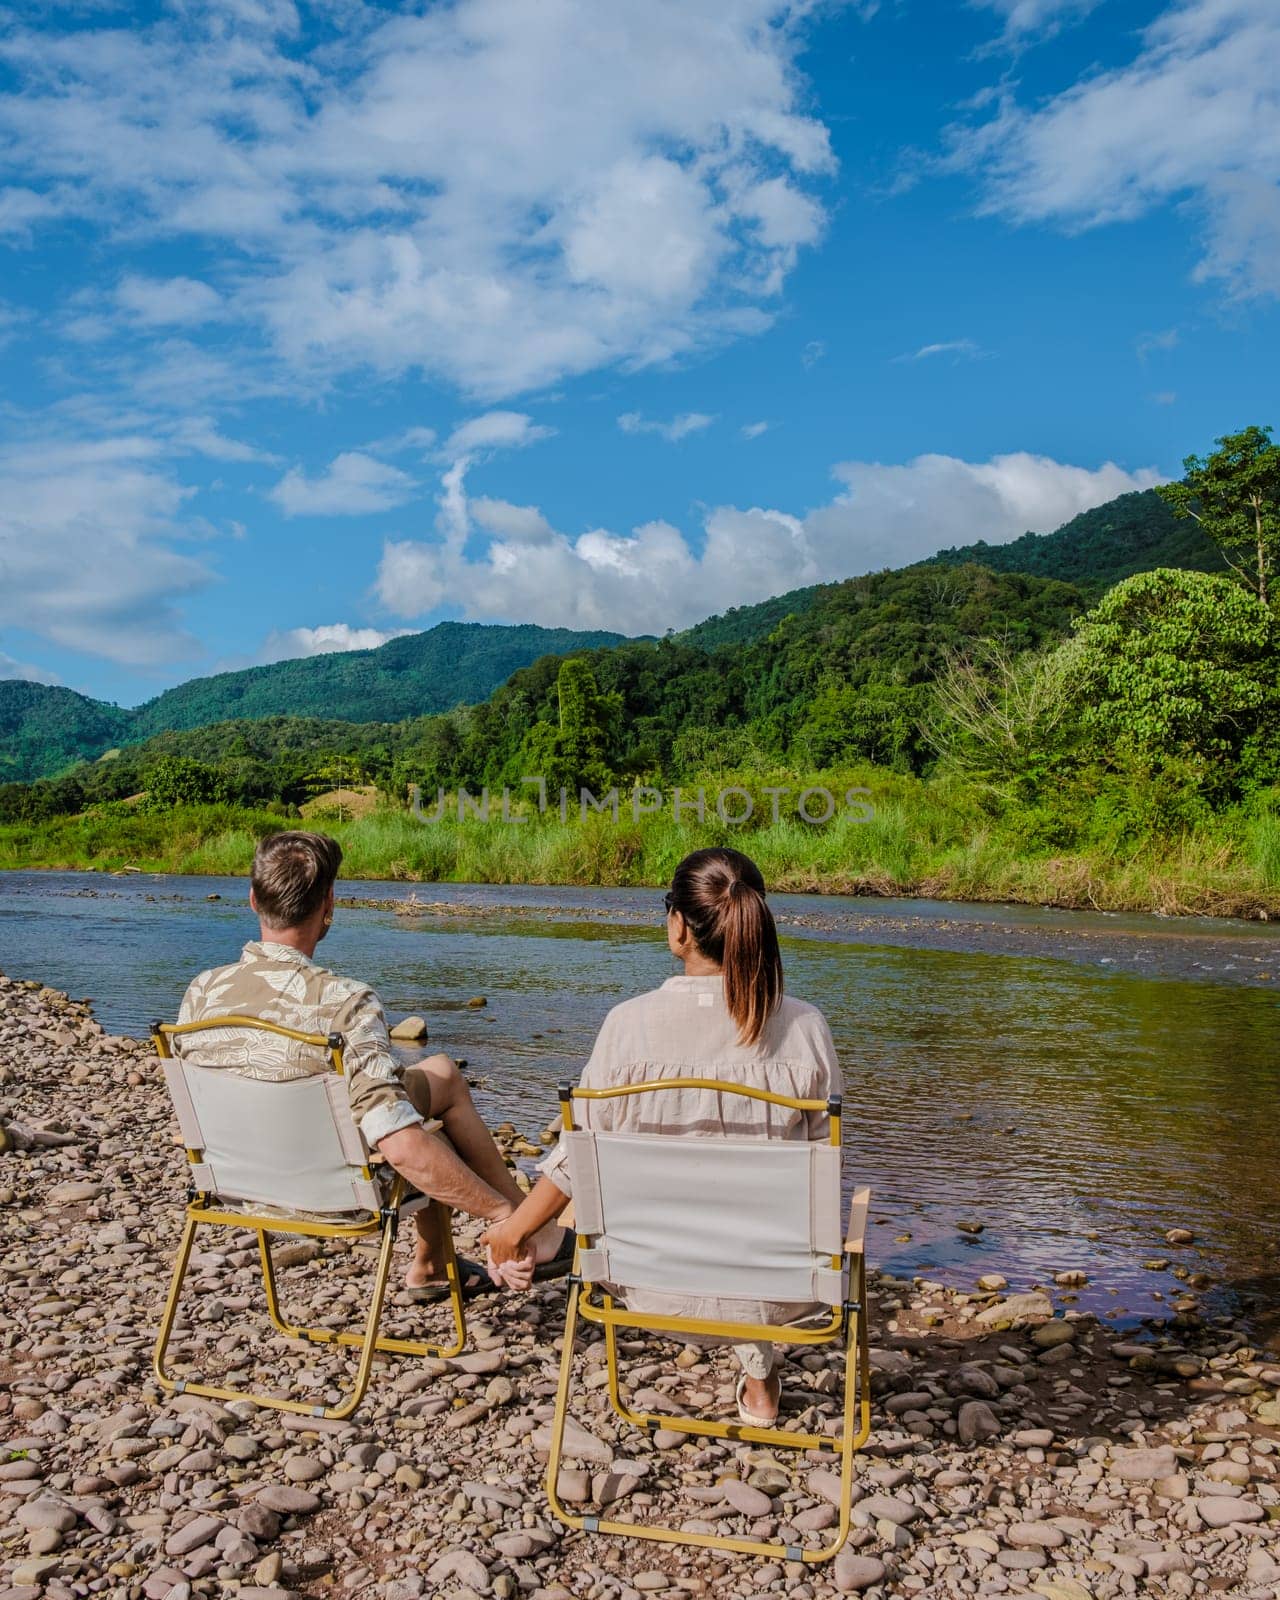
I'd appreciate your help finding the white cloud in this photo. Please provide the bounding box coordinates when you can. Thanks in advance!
[372,446,1159,636]
[444,413,553,459]
[269,452,416,517]
[115,275,224,327]
[618,411,717,443]
[892,338,986,363]
[1152,390,1178,405]
[972,0,1100,44]
[951,0,1280,300]
[0,1,840,398]
[0,650,60,684]
[166,416,281,464]
[0,434,213,665]
[741,421,771,439]
[470,498,557,544]
[801,339,825,368]
[261,622,414,662]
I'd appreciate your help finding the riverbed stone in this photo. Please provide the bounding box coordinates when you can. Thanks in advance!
[975,1292,1053,1327]
[1193,1496,1264,1527]
[833,1552,886,1592]
[1111,1446,1179,1480]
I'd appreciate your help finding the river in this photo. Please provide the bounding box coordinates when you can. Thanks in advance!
[2,869,1278,1343]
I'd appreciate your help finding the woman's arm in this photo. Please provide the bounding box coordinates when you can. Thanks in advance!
[481,1175,570,1274]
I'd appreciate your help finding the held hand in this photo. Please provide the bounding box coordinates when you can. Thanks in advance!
[480,1216,524,1267]
[486,1244,535,1292]
[480,1219,536,1290]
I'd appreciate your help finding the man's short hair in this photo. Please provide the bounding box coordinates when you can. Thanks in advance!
[251,831,343,929]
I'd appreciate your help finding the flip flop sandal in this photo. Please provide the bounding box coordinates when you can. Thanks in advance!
[531,1227,576,1282]
[406,1256,500,1304]
[736,1374,780,1427]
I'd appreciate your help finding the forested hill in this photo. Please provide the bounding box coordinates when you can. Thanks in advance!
[128,621,631,738]
[0,621,629,783]
[0,484,1226,784]
[928,488,1225,596]
[0,683,132,788]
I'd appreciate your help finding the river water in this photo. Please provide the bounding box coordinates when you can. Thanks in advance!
[2,870,1278,1341]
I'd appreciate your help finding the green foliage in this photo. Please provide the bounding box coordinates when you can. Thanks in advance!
[138,755,228,811]
[1072,569,1277,787]
[1156,424,1280,604]
[926,637,1087,796]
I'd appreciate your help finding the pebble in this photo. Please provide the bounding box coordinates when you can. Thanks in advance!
[1005,1521,1066,1549]
[257,1484,321,1514]
[1193,1495,1264,1527]
[720,1479,774,1517]
[975,1291,1053,1327]
[1111,1445,1178,1480]
[833,1552,886,1592]
[958,1400,1001,1444]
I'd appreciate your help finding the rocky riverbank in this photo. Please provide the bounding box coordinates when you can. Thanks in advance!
[1,971,1279,1600]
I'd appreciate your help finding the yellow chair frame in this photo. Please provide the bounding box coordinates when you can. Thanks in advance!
[151,1016,466,1420]
[545,1078,872,1564]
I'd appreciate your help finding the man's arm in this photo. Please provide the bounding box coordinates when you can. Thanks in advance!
[377,1122,516,1223]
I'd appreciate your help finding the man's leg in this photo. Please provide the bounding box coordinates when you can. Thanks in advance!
[404,1055,524,1206]
[401,1055,562,1286]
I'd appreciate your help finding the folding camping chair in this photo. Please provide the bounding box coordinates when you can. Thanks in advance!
[150,1016,467,1420]
[545,1077,872,1563]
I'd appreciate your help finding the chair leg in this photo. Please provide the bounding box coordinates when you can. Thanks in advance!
[545,1277,586,1533]
[549,1272,873,1563]
[258,1213,467,1362]
[152,1213,199,1393]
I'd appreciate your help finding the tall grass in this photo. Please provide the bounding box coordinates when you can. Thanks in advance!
[2,774,1278,918]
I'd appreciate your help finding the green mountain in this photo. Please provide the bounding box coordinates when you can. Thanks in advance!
[927,488,1225,596]
[0,486,1228,786]
[0,621,628,783]
[0,682,131,785]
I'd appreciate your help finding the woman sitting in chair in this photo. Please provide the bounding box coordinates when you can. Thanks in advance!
[483,845,842,1426]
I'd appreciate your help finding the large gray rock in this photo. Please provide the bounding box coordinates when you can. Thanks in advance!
[164,1514,225,1557]
[975,1291,1053,1327]
[1111,1446,1178,1481]
[833,1552,887,1593]
[1193,1496,1263,1528]
[958,1400,1001,1445]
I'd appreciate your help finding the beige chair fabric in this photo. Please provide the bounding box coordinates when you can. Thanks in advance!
[564,1128,847,1306]
[162,1057,384,1216]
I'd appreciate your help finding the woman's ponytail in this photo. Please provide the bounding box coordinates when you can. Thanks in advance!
[667,847,783,1045]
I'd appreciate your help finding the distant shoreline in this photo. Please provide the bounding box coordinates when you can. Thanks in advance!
[2,783,1278,922]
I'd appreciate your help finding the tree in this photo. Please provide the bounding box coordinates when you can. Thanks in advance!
[142,755,227,810]
[926,638,1087,792]
[1072,569,1277,783]
[1157,425,1280,605]
[515,658,621,794]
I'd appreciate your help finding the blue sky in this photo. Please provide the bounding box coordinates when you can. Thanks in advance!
[1,0,1276,705]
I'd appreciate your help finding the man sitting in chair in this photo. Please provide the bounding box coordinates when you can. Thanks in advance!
[177,829,569,1299]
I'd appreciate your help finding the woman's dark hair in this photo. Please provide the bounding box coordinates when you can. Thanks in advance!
[667,847,783,1045]
[251,830,343,929]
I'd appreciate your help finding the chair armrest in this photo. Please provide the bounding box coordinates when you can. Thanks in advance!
[844,1186,871,1255]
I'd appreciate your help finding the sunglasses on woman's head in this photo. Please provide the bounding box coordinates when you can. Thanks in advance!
[663,892,674,916]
